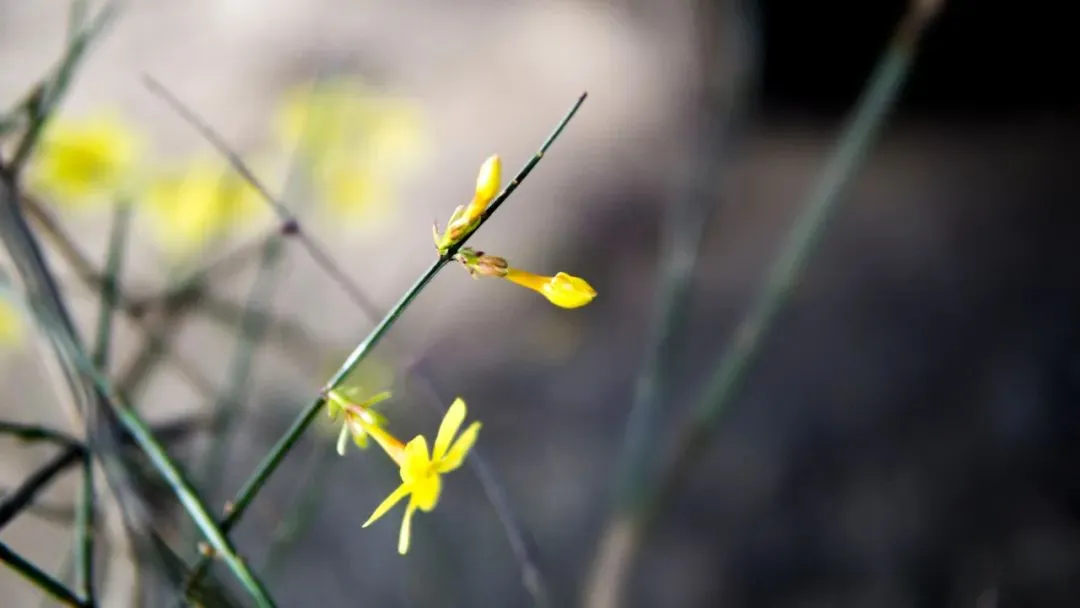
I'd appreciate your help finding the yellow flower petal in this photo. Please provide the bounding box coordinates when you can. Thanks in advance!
[363,483,411,528]
[433,398,467,461]
[437,421,481,474]
[335,423,351,456]
[400,436,431,484]
[398,500,419,555]
[410,472,442,512]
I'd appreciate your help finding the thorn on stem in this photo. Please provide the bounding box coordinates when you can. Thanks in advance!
[223,500,234,516]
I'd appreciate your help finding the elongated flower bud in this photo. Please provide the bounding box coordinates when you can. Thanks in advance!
[504,269,597,309]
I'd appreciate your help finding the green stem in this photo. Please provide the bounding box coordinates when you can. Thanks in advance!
[0,541,83,607]
[80,200,130,605]
[76,454,94,606]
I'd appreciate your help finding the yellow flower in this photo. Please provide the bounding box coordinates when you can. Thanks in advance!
[28,112,141,209]
[0,297,24,347]
[433,155,502,254]
[144,157,269,259]
[325,388,393,456]
[453,248,597,309]
[363,398,481,555]
[275,79,427,222]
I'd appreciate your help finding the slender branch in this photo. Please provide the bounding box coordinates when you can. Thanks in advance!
[80,200,131,606]
[0,541,83,607]
[0,421,80,447]
[0,447,82,530]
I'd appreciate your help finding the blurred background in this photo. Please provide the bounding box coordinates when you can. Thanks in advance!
[2,0,1079,606]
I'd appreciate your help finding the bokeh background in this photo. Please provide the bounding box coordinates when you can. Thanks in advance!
[2,0,1079,606]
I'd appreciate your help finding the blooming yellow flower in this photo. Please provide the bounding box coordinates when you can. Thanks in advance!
[325,388,393,456]
[453,247,597,309]
[143,157,269,260]
[275,79,427,222]
[28,112,141,209]
[363,397,481,555]
[0,296,24,347]
[433,155,502,254]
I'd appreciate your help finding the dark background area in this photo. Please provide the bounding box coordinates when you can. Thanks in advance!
[760,0,1076,120]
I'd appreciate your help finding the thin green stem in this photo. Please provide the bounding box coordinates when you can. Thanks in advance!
[76,454,94,606]
[182,92,588,600]
[91,201,130,370]
[80,201,130,606]
[0,541,83,607]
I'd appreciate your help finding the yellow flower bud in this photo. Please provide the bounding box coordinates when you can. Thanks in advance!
[468,154,502,217]
[504,269,597,309]
[433,155,502,254]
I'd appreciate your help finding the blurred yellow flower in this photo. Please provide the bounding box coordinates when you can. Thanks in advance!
[0,296,24,347]
[363,397,481,555]
[310,151,395,222]
[144,157,269,259]
[454,247,597,309]
[28,112,141,209]
[275,79,427,223]
[434,155,501,254]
